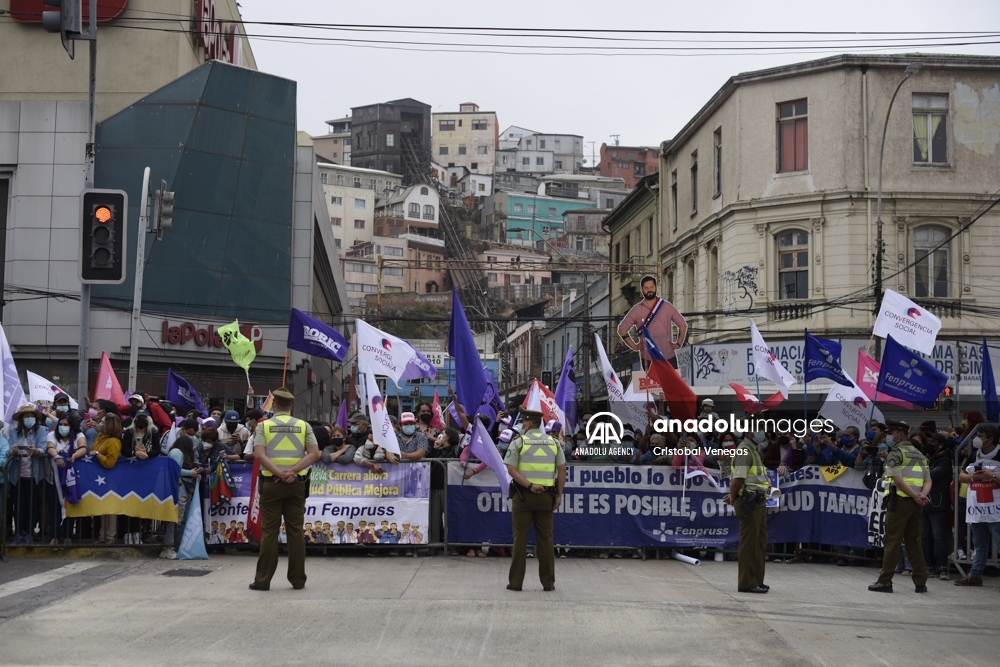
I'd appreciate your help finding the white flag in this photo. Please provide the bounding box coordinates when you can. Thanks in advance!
[594,333,627,403]
[356,319,417,384]
[0,323,26,424]
[750,320,796,398]
[872,289,942,355]
[594,334,650,429]
[820,370,885,433]
[363,367,400,456]
[26,371,78,409]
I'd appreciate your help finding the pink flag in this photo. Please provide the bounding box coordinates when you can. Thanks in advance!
[430,390,446,430]
[857,349,914,409]
[94,351,125,405]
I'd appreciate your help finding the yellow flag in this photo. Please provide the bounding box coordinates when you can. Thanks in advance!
[218,320,256,378]
[820,463,848,483]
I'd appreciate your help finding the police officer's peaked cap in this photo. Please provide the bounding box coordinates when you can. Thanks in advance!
[884,418,910,432]
[272,387,295,401]
[519,409,543,422]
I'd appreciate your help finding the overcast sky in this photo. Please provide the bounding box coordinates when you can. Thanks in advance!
[240,0,1000,161]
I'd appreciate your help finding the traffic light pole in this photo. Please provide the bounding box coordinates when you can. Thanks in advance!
[127,168,152,392]
[76,1,97,407]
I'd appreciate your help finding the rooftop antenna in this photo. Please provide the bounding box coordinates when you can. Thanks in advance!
[610,134,620,147]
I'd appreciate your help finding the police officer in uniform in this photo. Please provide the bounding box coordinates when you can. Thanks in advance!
[249,387,320,591]
[869,419,931,593]
[725,431,770,593]
[504,409,566,592]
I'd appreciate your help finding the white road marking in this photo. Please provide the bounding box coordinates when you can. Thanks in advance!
[0,562,101,600]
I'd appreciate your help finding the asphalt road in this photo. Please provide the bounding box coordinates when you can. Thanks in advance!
[0,552,996,666]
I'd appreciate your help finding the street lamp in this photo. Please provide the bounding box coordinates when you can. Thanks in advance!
[874,61,922,358]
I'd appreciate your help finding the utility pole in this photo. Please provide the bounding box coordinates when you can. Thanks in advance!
[609,134,620,147]
[586,141,596,171]
[127,168,152,391]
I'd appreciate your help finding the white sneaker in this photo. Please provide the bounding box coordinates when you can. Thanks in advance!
[159,547,177,560]
[125,533,133,545]
[133,532,143,545]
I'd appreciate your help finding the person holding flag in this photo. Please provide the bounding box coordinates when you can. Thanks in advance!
[503,408,566,592]
[617,275,687,369]
[249,387,320,592]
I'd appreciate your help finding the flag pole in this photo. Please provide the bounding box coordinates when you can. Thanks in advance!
[803,329,809,426]
[281,349,288,386]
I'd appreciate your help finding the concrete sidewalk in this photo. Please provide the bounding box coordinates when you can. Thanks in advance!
[0,553,996,666]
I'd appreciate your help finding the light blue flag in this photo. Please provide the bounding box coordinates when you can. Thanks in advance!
[178,478,209,560]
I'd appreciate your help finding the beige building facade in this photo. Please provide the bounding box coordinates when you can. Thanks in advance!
[432,103,499,176]
[319,162,402,254]
[656,54,1000,348]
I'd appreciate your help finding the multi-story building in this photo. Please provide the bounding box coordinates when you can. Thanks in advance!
[541,208,613,258]
[600,143,661,188]
[654,53,1000,410]
[350,98,431,185]
[312,116,352,164]
[482,191,595,246]
[374,184,441,239]
[478,247,552,292]
[432,103,499,176]
[496,132,585,176]
[319,162,402,254]
[341,234,448,313]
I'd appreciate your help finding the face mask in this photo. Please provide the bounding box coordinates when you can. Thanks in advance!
[419,413,432,424]
[961,420,969,431]
[878,443,889,453]
[56,405,69,414]
[841,435,853,446]
[211,414,222,422]
[351,425,359,434]
[752,432,766,445]
[402,425,415,436]
[45,417,55,429]
[885,435,895,446]
[58,425,71,437]
[135,418,148,429]
[331,437,344,447]
[202,442,213,450]
[22,417,36,429]
[866,430,876,440]
[973,436,984,449]
[722,439,735,446]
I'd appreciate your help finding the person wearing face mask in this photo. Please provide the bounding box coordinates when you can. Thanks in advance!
[869,419,931,593]
[6,405,50,545]
[90,413,124,545]
[396,412,430,461]
[45,416,86,545]
[954,424,1000,587]
[347,413,370,450]
[321,425,356,465]
[617,275,687,370]
[414,401,436,435]
[920,432,953,580]
[46,392,83,434]
[241,408,266,462]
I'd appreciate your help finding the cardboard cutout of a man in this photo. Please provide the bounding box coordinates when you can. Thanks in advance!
[616,275,687,369]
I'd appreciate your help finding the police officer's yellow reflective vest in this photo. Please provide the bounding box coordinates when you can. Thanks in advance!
[261,414,309,477]
[516,429,559,487]
[733,439,770,495]
[884,442,927,497]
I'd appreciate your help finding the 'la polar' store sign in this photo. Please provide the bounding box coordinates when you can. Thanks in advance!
[195,0,243,66]
[147,316,286,361]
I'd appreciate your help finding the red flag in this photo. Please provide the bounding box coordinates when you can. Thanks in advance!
[729,382,762,413]
[761,391,785,410]
[430,389,446,430]
[94,351,125,405]
[646,359,697,422]
[857,349,914,409]
[247,458,262,542]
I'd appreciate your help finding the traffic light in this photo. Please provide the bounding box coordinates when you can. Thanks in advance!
[80,189,128,284]
[942,386,955,411]
[41,0,82,60]
[152,179,175,240]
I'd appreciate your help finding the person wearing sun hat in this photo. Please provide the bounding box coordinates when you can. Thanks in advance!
[6,405,50,545]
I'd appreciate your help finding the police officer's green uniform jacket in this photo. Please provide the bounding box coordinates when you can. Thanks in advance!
[514,428,559,487]
[261,414,310,477]
[731,438,769,495]
[883,441,927,497]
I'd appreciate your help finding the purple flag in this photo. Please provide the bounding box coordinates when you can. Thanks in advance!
[1,323,26,424]
[448,289,487,415]
[553,346,577,432]
[469,418,511,496]
[165,368,207,417]
[399,347,437,382]
[336,400,349,430]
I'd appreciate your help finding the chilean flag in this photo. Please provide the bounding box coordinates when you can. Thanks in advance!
[643,330,697,422]
[728,382,783,413]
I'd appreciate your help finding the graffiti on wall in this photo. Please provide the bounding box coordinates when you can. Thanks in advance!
[722,265,759,313]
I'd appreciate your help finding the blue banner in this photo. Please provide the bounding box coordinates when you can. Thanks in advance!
[877,335,948,408]
[804,330,852,386]
[287,308,349,362]
[447,463,871,548]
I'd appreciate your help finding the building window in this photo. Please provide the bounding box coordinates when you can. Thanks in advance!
[522,157,530,166]
[554,160,563,170]
[336,174,344,185]
[647,216,654,254]
[420,187,429,195]
[354,176,362,188]
[356,132,363,148]
[487,272,497,282]
[458,145,467,155]
[370,179,377,190]
[384,267,403,277]
[670,170,678,231]
[408,203,420,218]
[539,140,546,149]
[610,151,618,158]
[470,163,479,171]
[321,172,328,184]
[914,226,949,297]
[547,207,557,216]
[331,217,342,226]
[439,146,449,155]
[514,204,524,213]
[354,198,365,208]
[536,157,545,166]
[666,270,674,303]
[713,128,722,197]
[335,238,341,248]
[476,145,489,155]
[526,139,533,148]
[385,246,404,257]
[913,94,948,164]
[777,230,809,299]
[626,151,635,160]
[777,99,808,172]
[423,205,435,220]
[439,120,455,131]
[527,205,535,214]
[709,246,719,310]
[685,258,695,312]
[690,151,698,215]
[386,132,395,147]
[331,196,342,205]
[577,215,586,231]
[354,219,365,229]
[510,275,521,284]
[478,183,485,192]
[472,119,488,130]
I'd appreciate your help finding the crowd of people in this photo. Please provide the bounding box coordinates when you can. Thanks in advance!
[2,389,996,578]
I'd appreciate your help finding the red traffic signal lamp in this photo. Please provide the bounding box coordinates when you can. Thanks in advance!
[942,386,955,411]
[80,189,127,284]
